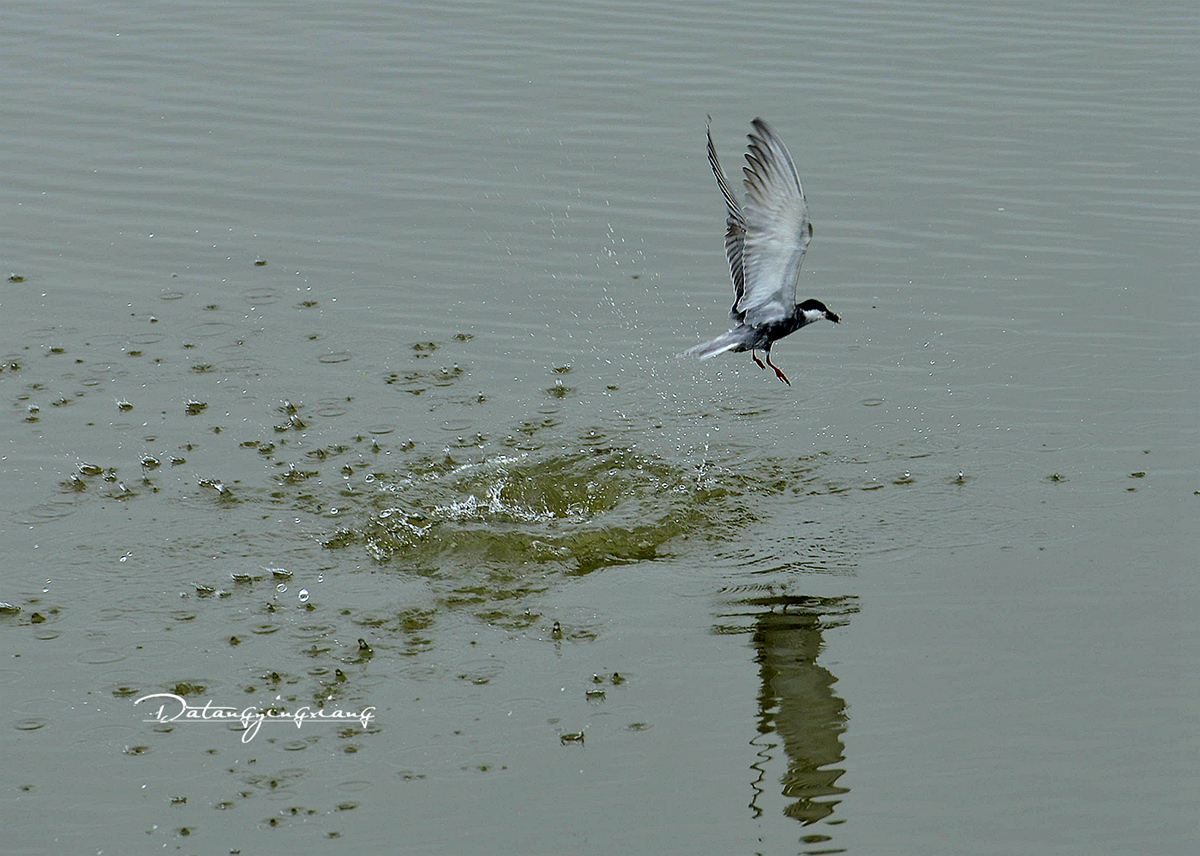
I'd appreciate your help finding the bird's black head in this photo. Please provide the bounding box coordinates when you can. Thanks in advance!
[798,298,839,324]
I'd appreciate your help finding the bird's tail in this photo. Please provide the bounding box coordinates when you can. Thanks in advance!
[679,329,744,361]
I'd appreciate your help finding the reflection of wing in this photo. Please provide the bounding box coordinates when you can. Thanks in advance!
[737,118,812,327]
[706,117,747,319]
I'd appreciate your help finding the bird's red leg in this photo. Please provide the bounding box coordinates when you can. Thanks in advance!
[751,350,766,370]
[765,352,791,385]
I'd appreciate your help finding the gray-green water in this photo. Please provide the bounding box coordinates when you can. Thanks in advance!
[2,1,1195,853]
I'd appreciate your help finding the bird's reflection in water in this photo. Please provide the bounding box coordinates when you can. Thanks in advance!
[718,593,858,841]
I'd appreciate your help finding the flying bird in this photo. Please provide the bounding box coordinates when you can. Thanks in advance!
[682,117,839,385]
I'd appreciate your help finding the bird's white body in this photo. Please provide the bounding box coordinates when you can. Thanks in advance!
[683,117,838,384]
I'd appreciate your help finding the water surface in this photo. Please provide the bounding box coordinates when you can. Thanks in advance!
[1,1,1195,853]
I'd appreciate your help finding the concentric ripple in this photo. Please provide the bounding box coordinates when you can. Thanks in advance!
[334,447,743,575]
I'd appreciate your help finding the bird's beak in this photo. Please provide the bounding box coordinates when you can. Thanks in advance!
[827,311,840,324]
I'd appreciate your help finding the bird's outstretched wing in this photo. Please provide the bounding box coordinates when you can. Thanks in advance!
[737,118,812,327]
[706,117,747,320]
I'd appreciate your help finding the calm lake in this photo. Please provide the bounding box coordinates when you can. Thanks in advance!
[2,1,1195,853]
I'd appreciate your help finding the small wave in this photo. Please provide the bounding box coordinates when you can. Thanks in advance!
[331,446,723,575]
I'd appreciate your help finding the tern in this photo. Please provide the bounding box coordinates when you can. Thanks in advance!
[682,117,839,385]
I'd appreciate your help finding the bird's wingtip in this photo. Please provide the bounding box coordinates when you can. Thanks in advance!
[749,117,774,138]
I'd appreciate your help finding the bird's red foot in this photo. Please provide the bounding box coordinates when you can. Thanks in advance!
[751,351,766,370]
[765,354,791,385]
